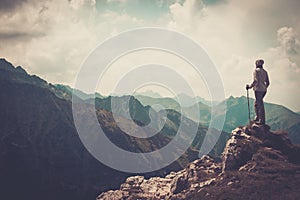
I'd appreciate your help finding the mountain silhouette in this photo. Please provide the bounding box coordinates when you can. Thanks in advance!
[219,96,300,144]
[0,58,227,200]
[2,58,299,200]
[135,94,300,144]
[135,94,211,124]
[0,59,128,200]
[0,59,197,200]
[55,84,105,100]
[53,78,300,146]
[87,96,229,157]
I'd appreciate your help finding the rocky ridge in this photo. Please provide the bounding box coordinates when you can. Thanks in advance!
[98,123,300,200]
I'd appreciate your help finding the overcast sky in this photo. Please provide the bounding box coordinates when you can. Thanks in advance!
[1,0,300,111]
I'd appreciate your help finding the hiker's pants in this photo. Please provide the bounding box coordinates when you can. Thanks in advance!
[254,91,266,123]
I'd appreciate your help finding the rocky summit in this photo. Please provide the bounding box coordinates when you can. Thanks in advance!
[97,123,300,200]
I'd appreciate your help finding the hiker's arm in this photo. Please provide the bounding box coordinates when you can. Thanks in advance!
[247,71,257,89]
[265,72,270,88]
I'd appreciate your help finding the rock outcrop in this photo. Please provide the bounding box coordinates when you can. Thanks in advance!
[98,123,300,200]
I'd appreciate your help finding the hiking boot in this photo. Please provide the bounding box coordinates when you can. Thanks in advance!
[255,120,265,125]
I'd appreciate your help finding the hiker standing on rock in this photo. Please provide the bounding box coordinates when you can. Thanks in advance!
[246,59,270,125]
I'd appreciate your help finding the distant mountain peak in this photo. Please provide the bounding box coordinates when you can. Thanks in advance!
[0,59,27,74]
[0,58,15,70]
[134,90,163,98]
[0,58,29,75]
[15,66,28,74]
[0,59,48,86]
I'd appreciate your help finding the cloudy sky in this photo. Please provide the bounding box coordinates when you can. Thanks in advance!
[1,0,300,111]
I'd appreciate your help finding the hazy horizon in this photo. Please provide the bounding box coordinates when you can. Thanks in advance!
[2,56,299,112]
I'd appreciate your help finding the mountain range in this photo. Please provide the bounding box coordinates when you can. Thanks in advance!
[1,58,299,200]
[135,94,300,144]
[0,58,227,200]
[55,82,300,146]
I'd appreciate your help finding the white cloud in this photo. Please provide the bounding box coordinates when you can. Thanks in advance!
[1,0,300,110]
[248,26,300,110]
[166,0,300,111]
[69,0,96,10]
[277,27,300,56]
[0,0,146,85]
[168,0,206,32]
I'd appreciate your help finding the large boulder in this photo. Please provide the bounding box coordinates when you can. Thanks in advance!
[97,122,300,200]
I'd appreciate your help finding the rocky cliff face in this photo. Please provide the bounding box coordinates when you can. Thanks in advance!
[97,123,300,200]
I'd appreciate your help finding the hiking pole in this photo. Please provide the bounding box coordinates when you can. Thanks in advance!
[246,88,251,124]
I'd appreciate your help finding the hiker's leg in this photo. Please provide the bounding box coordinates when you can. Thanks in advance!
[255,91,265,124]
[260,92,266,124]
[254,92,260,121]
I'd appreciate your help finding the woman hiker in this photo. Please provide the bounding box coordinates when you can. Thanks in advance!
[246,59,270,125]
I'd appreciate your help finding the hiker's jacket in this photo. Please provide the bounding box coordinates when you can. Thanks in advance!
[252,67,270,92]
